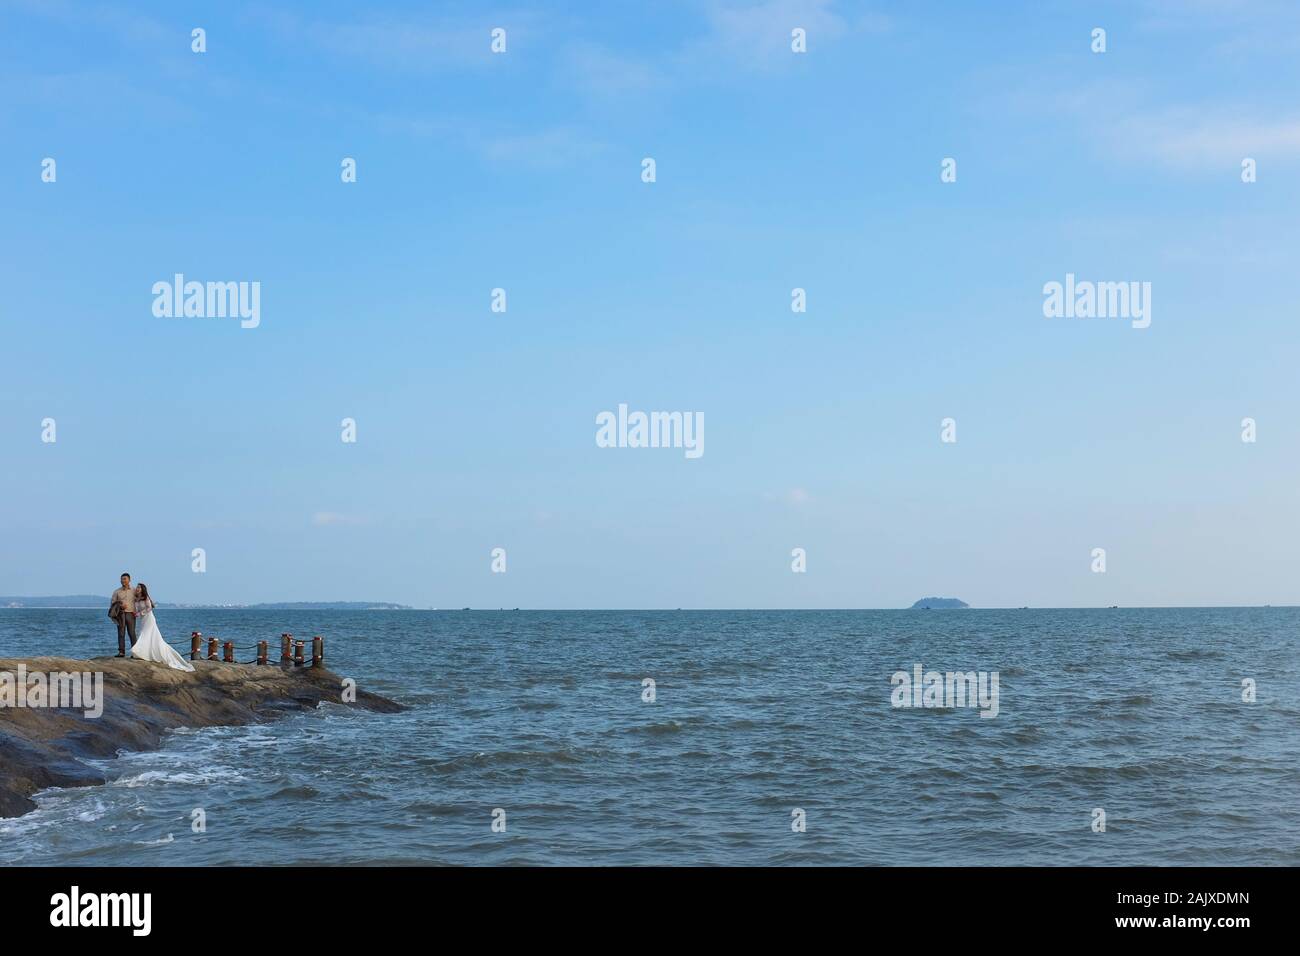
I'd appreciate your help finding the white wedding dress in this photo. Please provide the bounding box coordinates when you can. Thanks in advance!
[131,600,195,672]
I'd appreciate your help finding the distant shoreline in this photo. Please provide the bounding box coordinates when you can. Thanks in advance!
[2,604,1296,611]
[0,600,413,611]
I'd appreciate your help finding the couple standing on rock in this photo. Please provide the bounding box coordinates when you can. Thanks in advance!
[108,572,194,672]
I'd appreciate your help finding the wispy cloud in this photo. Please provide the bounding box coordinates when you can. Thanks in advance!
[312,512,368,528]
[6,0,170,46]
[0,68,189,119]
[1114,110,1300,167]
[561,42,666,95]
[764,487,813,507]
[299,19,491,72]
[476,125,610,168]
[1135,0,1300,53]
[989,75,1300,172]
[701,0,856,66]
[561,1,889,96]
[250,7,543,73]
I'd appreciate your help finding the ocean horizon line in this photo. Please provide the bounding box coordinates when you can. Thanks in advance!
[3,603,1297,611]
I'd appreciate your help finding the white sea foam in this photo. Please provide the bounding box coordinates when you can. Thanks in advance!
[112,768,247,788]
[134,833,175,846]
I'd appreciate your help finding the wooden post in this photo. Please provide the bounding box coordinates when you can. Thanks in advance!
[207,637,219,660]
[311,636,323,667]
[223,641,235,663]
[257,640,269,665]
[280,633,293,664]
[190,631,202,662]
[293,640,305,667]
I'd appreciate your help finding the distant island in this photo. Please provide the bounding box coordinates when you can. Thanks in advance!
[235,602,413,611]
[1,597,412,610]
[910,597,970,609]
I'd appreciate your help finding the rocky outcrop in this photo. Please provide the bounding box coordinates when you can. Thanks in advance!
[909,597,970,609]
[0,656,402,818]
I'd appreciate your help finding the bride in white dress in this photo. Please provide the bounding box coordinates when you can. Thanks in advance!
[131,584,195,672]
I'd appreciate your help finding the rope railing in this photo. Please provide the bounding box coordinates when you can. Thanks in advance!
[163,631,327,668]
[165,638,263,651]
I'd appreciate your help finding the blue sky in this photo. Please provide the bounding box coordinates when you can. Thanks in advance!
[2,0,1298,608]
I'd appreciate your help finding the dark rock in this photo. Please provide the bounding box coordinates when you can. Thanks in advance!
[0,656,403,818]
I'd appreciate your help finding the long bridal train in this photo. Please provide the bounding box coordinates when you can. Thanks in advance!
[131,604,195,672]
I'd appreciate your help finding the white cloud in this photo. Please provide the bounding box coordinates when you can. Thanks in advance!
[704,0,851,65]
[1115,110,1300,167]
[992,79,1300,172]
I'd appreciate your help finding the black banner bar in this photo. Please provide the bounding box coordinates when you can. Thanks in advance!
[2,866,1275,941]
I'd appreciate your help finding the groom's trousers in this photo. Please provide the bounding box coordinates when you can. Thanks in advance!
[116,612,137,655]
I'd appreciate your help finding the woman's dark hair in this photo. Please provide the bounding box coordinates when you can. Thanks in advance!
[137,583,151,604]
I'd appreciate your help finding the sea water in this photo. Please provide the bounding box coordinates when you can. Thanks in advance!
[1,608,1297,866]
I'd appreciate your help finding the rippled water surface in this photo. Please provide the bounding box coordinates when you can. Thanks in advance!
[2,608,1297,865]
